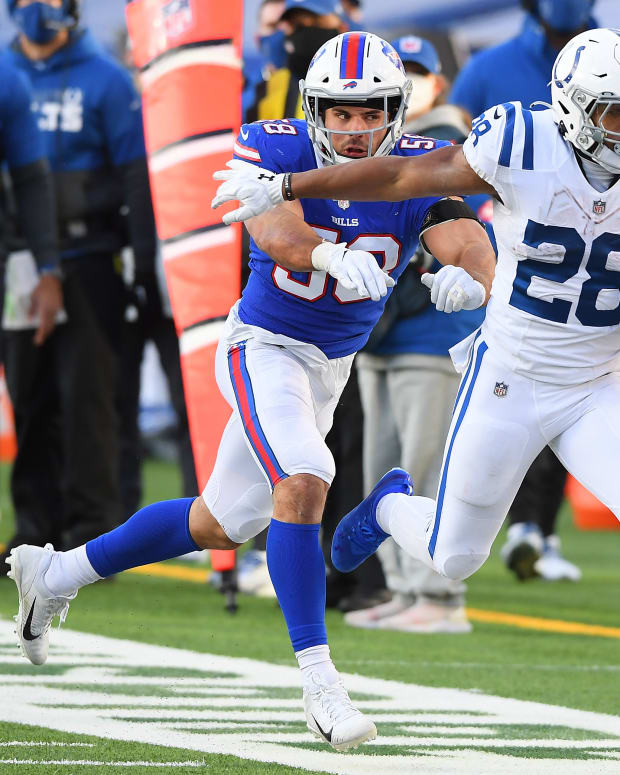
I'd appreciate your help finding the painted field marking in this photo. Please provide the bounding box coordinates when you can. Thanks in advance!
[1,619,620,775]
[0,760,207,768]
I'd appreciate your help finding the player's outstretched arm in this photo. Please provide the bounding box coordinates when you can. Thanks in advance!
[420,216,495,313]
[287,145,497,203]
[212,148,498,224]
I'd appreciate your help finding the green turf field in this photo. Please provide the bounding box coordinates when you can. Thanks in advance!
[1,460,619,774]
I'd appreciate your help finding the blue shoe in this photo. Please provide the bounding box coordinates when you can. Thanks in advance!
[331,468,413,573]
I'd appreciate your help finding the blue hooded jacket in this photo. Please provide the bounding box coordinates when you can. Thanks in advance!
[4,29,155,265]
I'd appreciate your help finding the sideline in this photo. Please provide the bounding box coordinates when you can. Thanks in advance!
[2,542,619,640]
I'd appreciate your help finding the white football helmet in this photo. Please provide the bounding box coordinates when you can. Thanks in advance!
[551,28,620,173]
[300,32,412,165]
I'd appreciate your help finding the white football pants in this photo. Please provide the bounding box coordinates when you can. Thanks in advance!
[381,332,620,581]
[202,303,353,544]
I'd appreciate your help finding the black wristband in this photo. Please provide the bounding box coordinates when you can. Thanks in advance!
[283,172,295,201]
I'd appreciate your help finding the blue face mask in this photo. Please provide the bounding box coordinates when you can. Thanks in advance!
[537,0,592,33]
[11,2,68,44]
[258,29,286,70]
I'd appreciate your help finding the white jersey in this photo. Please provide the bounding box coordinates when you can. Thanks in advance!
[462,103,620,385]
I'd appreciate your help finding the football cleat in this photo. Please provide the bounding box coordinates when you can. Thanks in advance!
[500,522,544,581]
[5,544,77,665]
[376,599,473,634]
[534,535,582,582]
[303,672,377,751]
[344,594,414,629]
[237,549,276,598]
[331,468,413,573]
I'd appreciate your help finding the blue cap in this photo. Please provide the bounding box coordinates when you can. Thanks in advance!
[390,36,441,75]
[281,0,342,19]
[537,0,593,32]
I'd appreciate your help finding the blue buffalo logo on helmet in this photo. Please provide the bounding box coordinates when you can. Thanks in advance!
[381,40,405,74]
[343,80,357,89]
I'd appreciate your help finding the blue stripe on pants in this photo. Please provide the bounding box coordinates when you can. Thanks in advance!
[429,339,488,558]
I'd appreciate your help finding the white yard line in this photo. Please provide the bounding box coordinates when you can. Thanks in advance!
[1,619,620,775]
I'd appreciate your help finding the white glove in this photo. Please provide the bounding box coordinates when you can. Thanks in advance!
[421,265,485,313]
[212,159,285,224]
[312,241,395,302]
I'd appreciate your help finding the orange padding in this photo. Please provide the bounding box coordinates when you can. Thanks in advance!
[126,0,242,70]
[164,240,240,332]
[150,152,236,239]
[143,66,241,153]
[566,475,619,530]
[0,367,16,463]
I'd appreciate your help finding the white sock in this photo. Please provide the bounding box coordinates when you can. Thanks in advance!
[295,644,339,686]
[376,493,437,571]
[43,545,103,597]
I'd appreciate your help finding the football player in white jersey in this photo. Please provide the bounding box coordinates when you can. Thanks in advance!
[213,28,620,584]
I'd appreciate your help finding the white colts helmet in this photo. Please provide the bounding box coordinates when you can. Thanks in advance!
[300,32,412,165]
[551,28,620,174]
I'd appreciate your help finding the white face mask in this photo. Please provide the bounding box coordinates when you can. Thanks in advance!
[406,73,436,118]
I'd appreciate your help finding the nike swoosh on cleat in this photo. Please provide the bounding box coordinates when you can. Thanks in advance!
[312,714,332,743]
[22,599,39,641]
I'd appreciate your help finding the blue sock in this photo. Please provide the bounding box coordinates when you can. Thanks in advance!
[86,498,200,577]
[266,518,327,652]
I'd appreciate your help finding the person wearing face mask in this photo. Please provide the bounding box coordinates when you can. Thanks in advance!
[450,0,593,584]
[451,0,597,121]
[249,0,348,123]
[0,0,157,563]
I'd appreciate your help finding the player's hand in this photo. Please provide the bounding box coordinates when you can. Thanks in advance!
[311,241,395,302]
[421,265,485,313]
[212,159,285,224]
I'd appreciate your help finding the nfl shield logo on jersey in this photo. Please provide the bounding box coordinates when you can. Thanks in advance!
[337,200,350,210]
[593,199,606,214]
[494,381,509,398]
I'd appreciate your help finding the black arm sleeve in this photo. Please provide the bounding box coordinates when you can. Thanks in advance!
[11,158,59,270]
[419,198,484,254]
[117,157,157,275]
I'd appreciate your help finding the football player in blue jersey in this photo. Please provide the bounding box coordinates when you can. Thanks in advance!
[6,32,495,751]
[213,29,620,605]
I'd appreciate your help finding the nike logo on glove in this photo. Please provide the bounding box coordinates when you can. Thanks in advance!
[23,599,39,641]
[312,714,332,743]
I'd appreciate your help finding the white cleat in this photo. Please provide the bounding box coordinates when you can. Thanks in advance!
[343,594,413,629]
[303,672,377,751]
[534,535,582,582]
[375,599,473,634]
[5,543,76,665]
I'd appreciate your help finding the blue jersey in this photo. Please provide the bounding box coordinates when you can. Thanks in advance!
[236,119,447,358]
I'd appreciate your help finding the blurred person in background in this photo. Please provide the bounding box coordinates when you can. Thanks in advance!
[242,0,285,123]
[0,57,62,575]
[247,0,347,122]
[451,0,597,119]
[449,0,596,583]
[0,0,157,559]
[346,36,490,633]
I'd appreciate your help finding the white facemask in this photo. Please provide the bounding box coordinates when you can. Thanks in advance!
[406,73,436,118]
